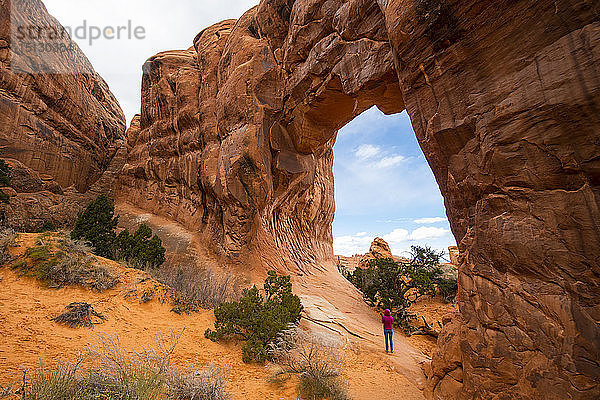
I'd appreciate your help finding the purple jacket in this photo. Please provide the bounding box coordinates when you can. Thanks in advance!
[382,314,393,330]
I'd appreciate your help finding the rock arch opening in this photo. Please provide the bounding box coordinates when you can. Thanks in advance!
[115,1,600,399]
[331,106,456,260]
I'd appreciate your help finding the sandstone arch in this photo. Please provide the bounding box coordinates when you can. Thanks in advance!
[118,0,600,398]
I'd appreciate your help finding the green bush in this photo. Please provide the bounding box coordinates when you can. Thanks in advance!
[205,271,303,363]
[71,195,165,269]
[115,224,166,269]
[437,277,458,303]
[345,245,449,332]
[71,195,118,258]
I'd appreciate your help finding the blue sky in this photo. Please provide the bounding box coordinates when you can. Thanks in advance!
[332,107,456,258]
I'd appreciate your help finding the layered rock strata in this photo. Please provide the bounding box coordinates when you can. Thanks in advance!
[119,0,600,398]
[0,0,127,230]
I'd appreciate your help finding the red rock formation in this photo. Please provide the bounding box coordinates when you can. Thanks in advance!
[358,237,394,267]
[381,1,600,398]
[0,0,126,229]
[336,237,398,272]
[118,0,599,398]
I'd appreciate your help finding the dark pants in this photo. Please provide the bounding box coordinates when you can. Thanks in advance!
[384,329,394,353]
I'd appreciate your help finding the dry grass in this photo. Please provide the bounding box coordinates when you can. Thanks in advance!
[3,330,231,400]
[269,328,349,400]
[168,361,231,400]
[152,265,242,314]
[0,228,17,266]
[51,302,107,328]
[9,233,118,292]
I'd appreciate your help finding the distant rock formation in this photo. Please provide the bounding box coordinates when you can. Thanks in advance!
[359,237,394,267]
[336,237,407,273]
[117,0,600,398]
[0,0,127,230]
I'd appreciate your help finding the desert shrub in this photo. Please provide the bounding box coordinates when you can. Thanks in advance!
[115,224,166,269]
[19,359,84,400]
[0,228,16,266]
[205,271,303,363]
[168,361,231,400]
[437,276,458,303]
[11,237,118,291]
[83,332,230,400]
[345,245,447,332]
[0,382,16,398]
[72,195,166,269]
[7,330,231,400]
[82,333,171,400]
[155,265,242,313]
[269,328,348,400]
[71,194,119,258]
[25,244,51,262]
[51,302,107,328]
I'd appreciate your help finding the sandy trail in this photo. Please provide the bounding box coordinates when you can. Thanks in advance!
[115,202,431,394]
[0,233,427,399]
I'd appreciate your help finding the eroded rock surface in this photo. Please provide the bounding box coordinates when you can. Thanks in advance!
[0,0,126,229]
[359,237,394,267]
[119,4,403,272]
[119,0,600,398]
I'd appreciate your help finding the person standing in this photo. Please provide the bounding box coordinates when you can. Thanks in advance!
[382,309,394,353]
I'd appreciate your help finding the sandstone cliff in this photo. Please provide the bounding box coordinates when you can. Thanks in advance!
[118,0,600,398]
[0,0,127,230]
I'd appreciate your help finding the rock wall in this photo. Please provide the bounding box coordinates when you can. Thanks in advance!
[119,2,404,272]
[0,0,127,229]
[119,0,599,398]
[381,1,600,398]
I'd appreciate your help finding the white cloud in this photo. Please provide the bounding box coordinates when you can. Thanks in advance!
[355,144,381,160]
[353,144,406,170]
[335,226,452,256]
[373,155,406,169]
[382,228,410,243]
[414,217,447,224]
[333,234,374,256]
[408,226,450,241]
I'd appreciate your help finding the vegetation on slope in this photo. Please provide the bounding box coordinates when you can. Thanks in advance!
[205,271,303,363]
[344,245,458,333]
[72,195,166,269]
[0,331,231,400]
[8,233,118,291]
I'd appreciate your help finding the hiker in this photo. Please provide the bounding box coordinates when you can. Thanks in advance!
[382,309,394,353]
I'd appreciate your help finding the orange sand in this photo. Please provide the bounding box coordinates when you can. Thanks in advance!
[0,233,428,399]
